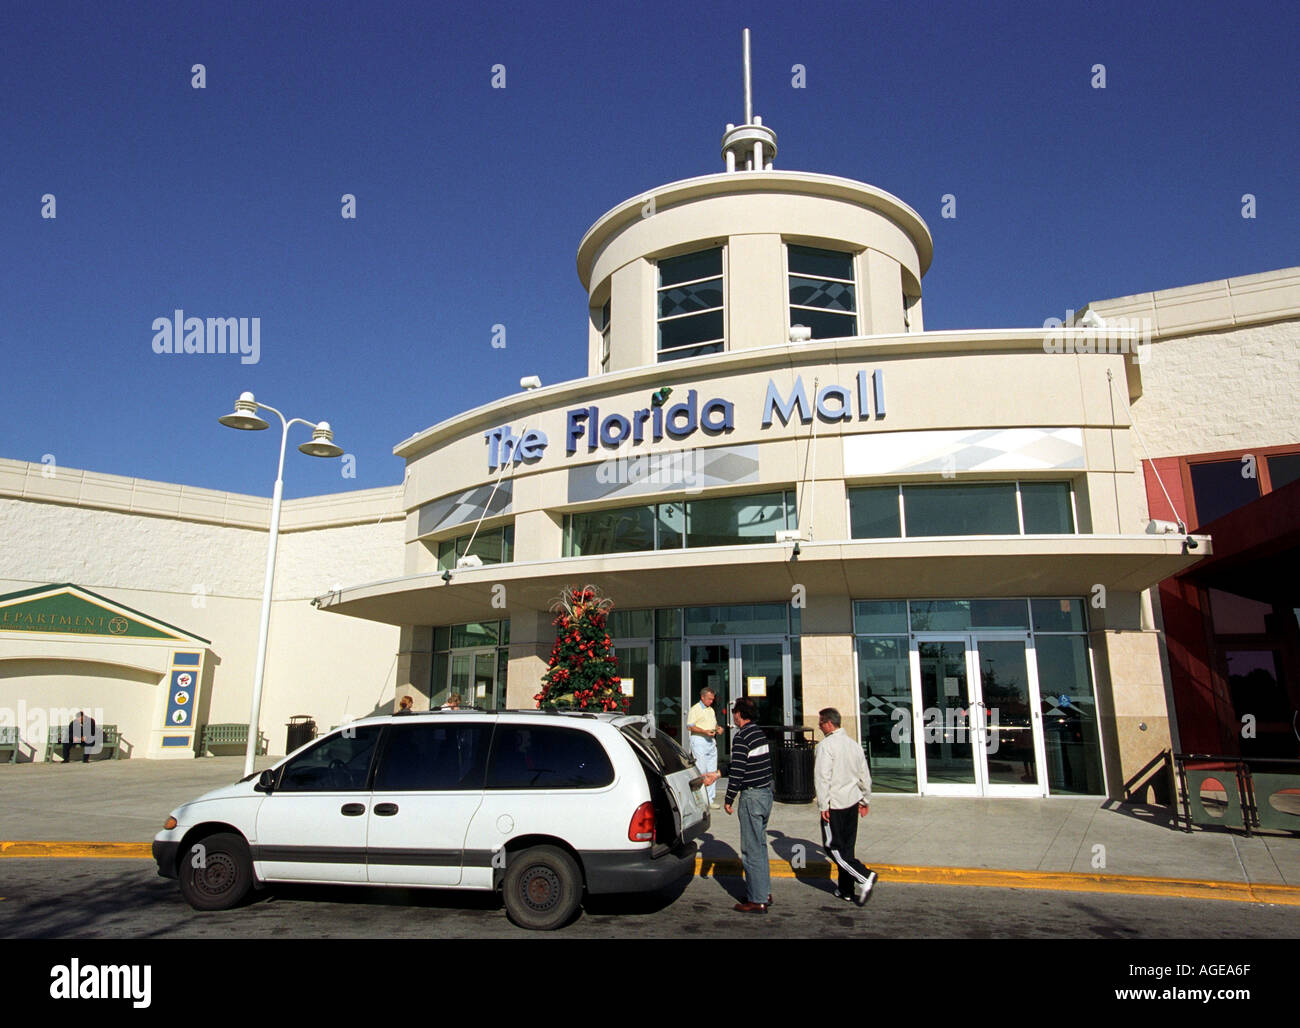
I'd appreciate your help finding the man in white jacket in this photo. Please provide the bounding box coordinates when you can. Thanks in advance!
[814,707,877,905]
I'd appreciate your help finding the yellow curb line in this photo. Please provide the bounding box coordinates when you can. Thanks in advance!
[3,842,1296,906]
[0,841,152,859]
[696,858,1300,906]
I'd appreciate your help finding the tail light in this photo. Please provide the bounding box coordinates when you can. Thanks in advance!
[628,801,656,843]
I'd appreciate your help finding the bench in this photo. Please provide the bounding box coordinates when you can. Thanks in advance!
[200,722,268,757]
[45,724,123,762]
[0,726,19,763]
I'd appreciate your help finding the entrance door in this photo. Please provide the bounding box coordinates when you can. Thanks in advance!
[449,649,499,709]
[686,638,790,769]
[912,635,1045,796]
[689,644,732,766]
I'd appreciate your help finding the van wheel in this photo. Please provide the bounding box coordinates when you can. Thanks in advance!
[502,846,582,930]
[178,832,254,911]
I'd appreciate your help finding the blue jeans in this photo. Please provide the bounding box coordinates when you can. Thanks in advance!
[690,736,718,802]
[737,785,773,903]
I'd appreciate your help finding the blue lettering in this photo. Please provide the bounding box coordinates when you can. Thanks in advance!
[762,377,811,427]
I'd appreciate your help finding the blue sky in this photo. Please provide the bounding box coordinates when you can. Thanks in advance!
[3,0,1297,498]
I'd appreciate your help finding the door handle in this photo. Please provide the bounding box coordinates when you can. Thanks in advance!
[374,802,399,816]
[340,803,365,816]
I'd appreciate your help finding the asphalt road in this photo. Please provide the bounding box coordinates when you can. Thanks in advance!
[3,859,1298,939]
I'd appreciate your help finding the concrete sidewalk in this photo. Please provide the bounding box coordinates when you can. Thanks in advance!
[2,758,1297,903]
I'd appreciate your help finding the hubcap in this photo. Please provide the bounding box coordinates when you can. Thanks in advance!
[520,864,561,912]
[195,851,238,898]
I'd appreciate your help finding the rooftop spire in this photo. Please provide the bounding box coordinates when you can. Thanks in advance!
[721,27,777,173]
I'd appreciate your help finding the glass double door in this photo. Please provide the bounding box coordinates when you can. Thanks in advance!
[911,634,1046,796]
[448,648,504,709]
[686,638,788,769]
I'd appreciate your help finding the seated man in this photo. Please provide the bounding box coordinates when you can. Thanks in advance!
[63,710,98,763]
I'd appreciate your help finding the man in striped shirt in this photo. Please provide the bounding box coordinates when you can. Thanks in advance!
[724,697,774,913]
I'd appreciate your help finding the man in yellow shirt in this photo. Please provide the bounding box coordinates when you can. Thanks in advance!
[687,688,725,808]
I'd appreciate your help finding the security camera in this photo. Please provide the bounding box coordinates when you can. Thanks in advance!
[520,375,542,390]
[456,554,483,569]
[1079,309,1106,329]
[789,325,812,343]
[1146,519,1185,535]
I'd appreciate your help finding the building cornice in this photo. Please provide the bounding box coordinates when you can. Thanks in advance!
[576,170,935,288]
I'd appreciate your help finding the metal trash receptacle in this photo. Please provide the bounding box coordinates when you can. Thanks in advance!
[764,725,815,803]
[286,715,317,753]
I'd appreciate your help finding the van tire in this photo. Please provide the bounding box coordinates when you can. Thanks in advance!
[178,832,254,911]
[502,845,582,930]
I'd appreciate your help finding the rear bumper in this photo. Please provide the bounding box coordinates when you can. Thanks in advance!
[583,841,698,894]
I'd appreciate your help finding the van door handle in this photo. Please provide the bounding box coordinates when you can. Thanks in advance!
[374,802,399,816]
[340,803,365,816]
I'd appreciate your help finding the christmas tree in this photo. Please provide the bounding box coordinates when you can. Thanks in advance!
[534,586,628,712]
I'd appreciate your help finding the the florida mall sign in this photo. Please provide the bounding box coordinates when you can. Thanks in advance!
[484,369,886,471]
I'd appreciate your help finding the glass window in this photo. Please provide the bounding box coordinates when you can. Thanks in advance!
[857,636,916,793]
[486,725,615,789]
[597,299,611,372]
[1267,452,1300,491]
[656,608,682,639]
[1020,482,1075,534]
[654,637,683,745]
[788,245,857,340]
[656,502,685,549]
[621,724,695,774]
[1189,459,1261,528]
[1031,598,1088,633]
[853,600,908,635]
[373,723,491,791]
[849,486,901,538]
[903,483,1019,536]
[909,599,1030,632]
[684,603,790,637]
[658,248,724,361]
[437,526,513,571]
[566,506,656,557]
[450,621,500,648]
[685,491,792,548]
[277,726,381,792]
[1035,636,1105,794]
[609,609,654,639]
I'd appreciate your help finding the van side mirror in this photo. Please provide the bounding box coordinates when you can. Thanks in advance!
[255,769,276,793]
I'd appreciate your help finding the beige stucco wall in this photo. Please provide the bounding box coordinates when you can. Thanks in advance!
[0,464,405,758]
[1088,267,1300,457]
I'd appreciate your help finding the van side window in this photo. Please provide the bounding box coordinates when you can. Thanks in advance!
[486,725,614,789]
[374,723,491,791]
[277,726,381,792]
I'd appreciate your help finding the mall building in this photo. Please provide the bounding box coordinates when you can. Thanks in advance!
[3,89,1297,800]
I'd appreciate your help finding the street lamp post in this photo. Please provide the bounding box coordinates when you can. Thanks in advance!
[219,392,344,778]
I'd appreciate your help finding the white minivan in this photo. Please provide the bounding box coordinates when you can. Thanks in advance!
[154,710,709,929]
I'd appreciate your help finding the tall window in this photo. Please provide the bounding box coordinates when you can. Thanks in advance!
[658,248,724,361]
[788,245,857,339]
[597,299,611,373]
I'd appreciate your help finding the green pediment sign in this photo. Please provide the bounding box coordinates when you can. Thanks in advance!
[0,585,205,642]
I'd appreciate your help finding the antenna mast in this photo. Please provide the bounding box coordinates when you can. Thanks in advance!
[721,28,777,173]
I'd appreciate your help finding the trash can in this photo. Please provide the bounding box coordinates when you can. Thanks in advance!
[764,725,815,803]
[286,715,317,753]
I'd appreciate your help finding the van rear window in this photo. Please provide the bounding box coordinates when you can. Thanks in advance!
[620,724,695,774]
[486,725,614,789]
